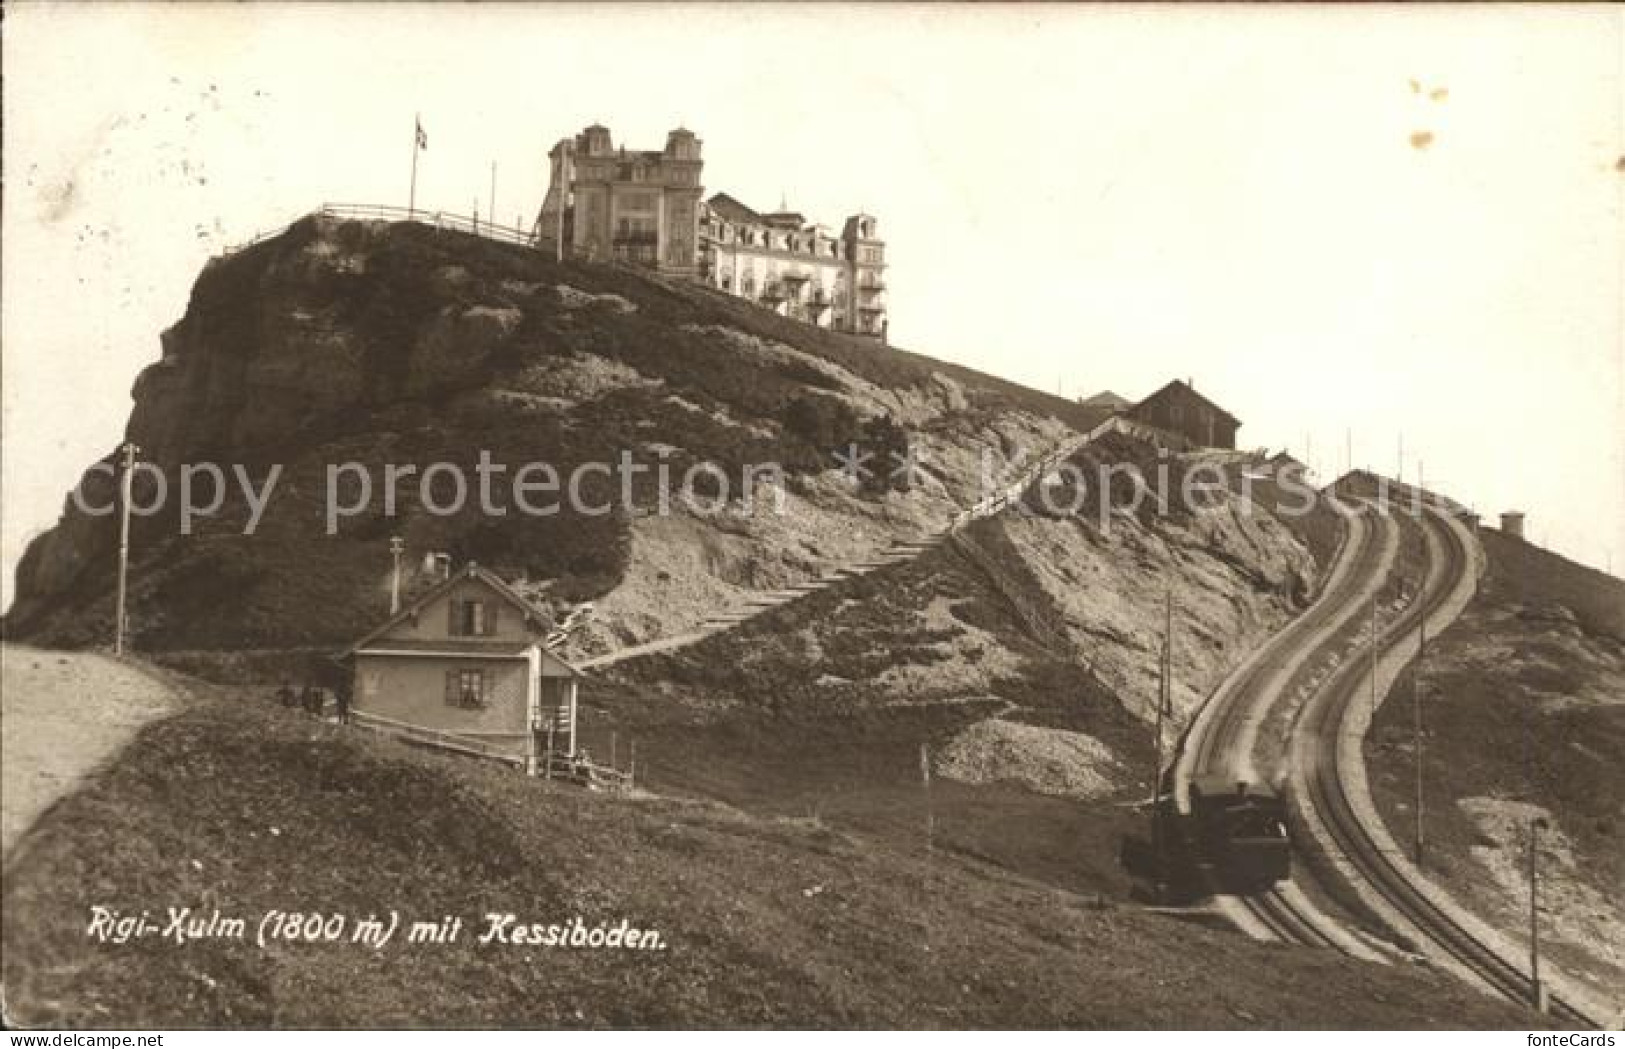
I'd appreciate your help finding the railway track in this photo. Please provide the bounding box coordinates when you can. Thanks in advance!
[1176,497,1390,804]
[1175,493,1394,955]
[1290,503,1602,1026]
[1176,487,1607,1027]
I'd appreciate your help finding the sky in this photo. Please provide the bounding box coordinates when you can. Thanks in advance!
[3,2,1623,608]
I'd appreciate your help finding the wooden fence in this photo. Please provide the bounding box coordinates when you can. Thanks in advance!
[352,709,635,790]
[351,709,524,768]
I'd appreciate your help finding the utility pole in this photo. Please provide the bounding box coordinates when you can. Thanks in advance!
[1414,614,1426,866]
[1369,596,1379,715]
[920,741,935,852]
[1529,816,1549,1013]
[490,161,497,233]
[389,536,405,614]
[114,442,139,656]
[1398,432,1405,484]
[1151,589,1172,898]
[1346,427,1353,478]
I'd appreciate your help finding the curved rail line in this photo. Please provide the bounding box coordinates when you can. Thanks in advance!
[1176,498,1388,804]
[1175,494,1394,956]
[1291,504,1601,1026]
[1176,490,1605,1027]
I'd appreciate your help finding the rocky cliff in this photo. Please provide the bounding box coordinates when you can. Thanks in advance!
[7,214,1098,652]
[10,213,1317,761]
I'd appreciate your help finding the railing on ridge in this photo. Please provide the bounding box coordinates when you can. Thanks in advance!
[217,203,543,257]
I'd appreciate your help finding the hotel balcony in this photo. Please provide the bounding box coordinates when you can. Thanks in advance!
[612,230,659,246]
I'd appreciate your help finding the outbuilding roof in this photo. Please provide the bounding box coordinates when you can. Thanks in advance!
[1078,390,1133,412]
[338,563,553,660]
[1133,379,1241,427]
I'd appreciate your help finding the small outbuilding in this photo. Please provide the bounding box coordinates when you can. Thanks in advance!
[340,563,582,773]
[1127,379,1241,450]
[1266,450,1309,483]
[1078,389,1134,413]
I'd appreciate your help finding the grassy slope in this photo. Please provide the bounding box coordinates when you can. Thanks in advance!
[573,509,1152,900]
[1365,529,1625,999]
[2,679,1538,1029]
[576,432,1328,904]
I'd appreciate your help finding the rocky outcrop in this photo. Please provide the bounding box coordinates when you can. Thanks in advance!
[6,214,1098,652]
[1002,496,1316,722]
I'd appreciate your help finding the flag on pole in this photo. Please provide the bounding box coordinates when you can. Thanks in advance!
[409,115,426,215]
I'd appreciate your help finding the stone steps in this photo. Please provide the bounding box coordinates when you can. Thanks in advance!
[590,432,1099,667]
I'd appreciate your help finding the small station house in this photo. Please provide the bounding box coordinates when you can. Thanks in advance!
[1126,379,1241,450]
[341,563,582,773]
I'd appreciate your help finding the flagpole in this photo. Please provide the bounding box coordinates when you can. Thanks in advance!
[409,113,421,218]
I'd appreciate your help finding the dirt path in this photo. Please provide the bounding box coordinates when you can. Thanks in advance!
[1,645,178,861]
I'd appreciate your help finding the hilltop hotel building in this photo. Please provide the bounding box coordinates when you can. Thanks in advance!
[535,124,888,339]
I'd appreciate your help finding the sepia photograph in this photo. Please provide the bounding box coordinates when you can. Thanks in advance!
[2,1,1622,1035]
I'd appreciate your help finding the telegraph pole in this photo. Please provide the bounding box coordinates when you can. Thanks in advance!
[1369,596,1379,715]
[489,161,498,233]
[389,536,405,614]
[1414,614,1426,866]
[1152,590,1171,799]
[920,741,935,852]
[114,442,139,655]
[1529,816,1549,1013]
[1151,589,1172,897]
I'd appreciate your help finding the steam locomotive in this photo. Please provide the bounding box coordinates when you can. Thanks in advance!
[1124,775,1291,899]
[1183,775,1291,893]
